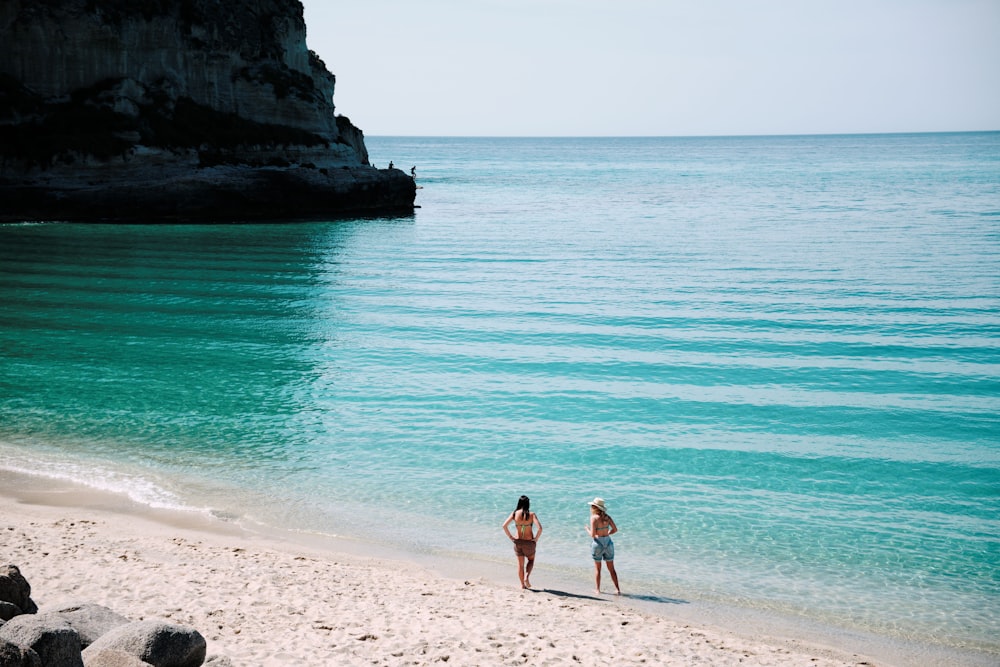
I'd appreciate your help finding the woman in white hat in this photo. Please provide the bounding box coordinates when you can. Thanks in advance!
[588,497,620,595]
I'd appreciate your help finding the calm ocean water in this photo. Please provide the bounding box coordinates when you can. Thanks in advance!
[1,133,998,656]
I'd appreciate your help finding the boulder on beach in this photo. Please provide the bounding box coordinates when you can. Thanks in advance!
[0,600,22,622]
[0,564,37,616]
[82,647,155,667]
[0,612,84,667]
[0,637,42,667]
[82,620,206,667]
[55,604,132,649]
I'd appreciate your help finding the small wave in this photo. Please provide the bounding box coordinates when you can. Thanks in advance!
[0,448,207,517]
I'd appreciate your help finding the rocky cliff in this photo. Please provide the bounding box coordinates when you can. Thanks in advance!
[0,0,415,221]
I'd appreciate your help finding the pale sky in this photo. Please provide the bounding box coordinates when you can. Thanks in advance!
[300,0,1000,137]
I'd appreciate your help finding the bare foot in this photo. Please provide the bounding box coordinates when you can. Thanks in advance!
[524,579,531,589]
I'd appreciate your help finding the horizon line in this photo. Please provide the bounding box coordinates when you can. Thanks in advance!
[364,129,1000,140]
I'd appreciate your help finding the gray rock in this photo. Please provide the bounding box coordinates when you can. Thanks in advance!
[0,612,83,667]
[55,604,131,649]
[83,620,205,667]
[82,648,153,667]
[0,601,21,621]
[0,565,31,611]
[0,638,42,667]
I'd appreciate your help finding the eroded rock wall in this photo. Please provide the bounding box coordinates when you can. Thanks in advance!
[0,0,416,220]
[0,0,338,137]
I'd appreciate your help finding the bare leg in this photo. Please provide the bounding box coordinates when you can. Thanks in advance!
[606,560,621,595]
[525,558,534,589]
[516,554,527,589]
[593,560,602,594]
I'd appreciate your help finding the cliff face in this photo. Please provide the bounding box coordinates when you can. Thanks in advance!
[0,0,413,221]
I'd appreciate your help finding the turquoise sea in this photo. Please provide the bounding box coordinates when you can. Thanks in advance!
[1,133,998,659]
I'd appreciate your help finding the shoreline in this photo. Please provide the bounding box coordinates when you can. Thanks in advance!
[2,469,994,666]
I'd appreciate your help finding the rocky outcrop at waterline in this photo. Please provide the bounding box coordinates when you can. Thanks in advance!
[0,0,415,222]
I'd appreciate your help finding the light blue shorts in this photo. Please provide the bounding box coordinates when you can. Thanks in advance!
[591,536,614,561]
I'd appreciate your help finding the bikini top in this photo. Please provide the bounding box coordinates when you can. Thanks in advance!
[514,513,533,538]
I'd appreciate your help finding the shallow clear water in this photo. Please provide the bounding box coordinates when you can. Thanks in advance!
[1,133,998,654]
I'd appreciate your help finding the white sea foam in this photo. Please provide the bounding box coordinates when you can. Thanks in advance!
[0,441,199,514]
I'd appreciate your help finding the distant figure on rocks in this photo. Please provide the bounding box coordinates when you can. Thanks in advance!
[502,495,542,589]
[411,165,416,179]
[388,161,394,169]
[588,497,620,595]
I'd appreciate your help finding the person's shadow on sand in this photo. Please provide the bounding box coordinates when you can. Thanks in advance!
[622,593,688,605]
[536,589,602,601]
[537,589,688,605]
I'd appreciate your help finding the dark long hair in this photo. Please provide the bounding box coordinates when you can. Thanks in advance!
[515,495,530,521]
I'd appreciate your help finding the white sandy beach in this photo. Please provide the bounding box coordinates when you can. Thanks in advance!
[5,471,990,667]
[0,485,895,667]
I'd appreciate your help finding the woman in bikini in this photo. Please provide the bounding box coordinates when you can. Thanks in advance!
[501,495,542,589]
[588,497,621,595]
